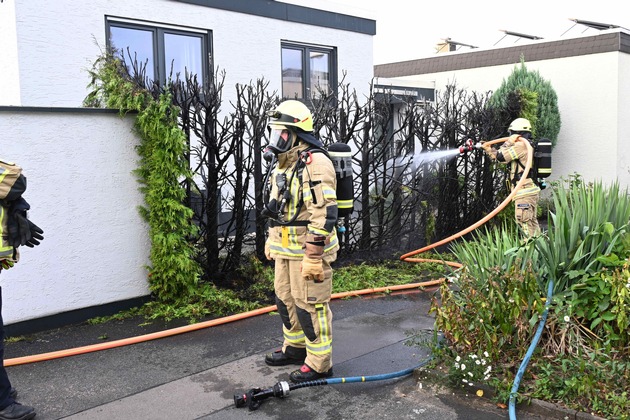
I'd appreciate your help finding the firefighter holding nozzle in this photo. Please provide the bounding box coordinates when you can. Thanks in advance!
[261,100,339,382]
[481,118,541,237]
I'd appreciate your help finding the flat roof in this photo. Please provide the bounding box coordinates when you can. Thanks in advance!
[375,29,630,78]
[173,0,376,35]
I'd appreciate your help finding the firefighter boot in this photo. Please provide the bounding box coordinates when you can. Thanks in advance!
[265,346,306,366]
[289,364,333,383]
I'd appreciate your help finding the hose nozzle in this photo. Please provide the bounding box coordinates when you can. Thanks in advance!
[459,139,474,155]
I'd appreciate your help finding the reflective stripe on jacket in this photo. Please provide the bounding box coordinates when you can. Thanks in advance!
[497,135,540,199]
[267,142,339,260]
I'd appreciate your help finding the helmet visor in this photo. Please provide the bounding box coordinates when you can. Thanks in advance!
[267,127,294,154]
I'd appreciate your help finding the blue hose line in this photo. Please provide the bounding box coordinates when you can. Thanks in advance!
[508,279,554,420]
[326,356,433,385]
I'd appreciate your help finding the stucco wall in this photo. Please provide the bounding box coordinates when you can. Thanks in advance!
[617,53,630,185]
[0,0,21,105]
[7,0,373,107]
[393,51,627,188]
[0,109,150,324]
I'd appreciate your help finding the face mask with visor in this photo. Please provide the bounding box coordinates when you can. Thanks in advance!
[266,126,296,155]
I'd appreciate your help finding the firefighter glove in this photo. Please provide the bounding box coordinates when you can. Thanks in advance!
[25,219,44,248]
[8,211,44,248]
[302,256,324,282]
[265,240,273,261]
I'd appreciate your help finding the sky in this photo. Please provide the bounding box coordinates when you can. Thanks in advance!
[296,0,630,65]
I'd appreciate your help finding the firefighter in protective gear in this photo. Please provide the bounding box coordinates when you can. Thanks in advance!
[482,118,541,237]
[262,100,339,383]
[0,158,41,420]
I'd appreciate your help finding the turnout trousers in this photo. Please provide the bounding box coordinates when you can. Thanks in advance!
[514,192,540,237]
[274,255,335,373]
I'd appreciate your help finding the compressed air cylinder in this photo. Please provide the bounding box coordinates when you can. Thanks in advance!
[534,138,552,179]
[327,142,354,217]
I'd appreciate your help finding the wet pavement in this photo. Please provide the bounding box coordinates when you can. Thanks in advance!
[5,290,555,419]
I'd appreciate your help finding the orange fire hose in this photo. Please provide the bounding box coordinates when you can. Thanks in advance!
[5,282,442,367]
[5,138,532,368]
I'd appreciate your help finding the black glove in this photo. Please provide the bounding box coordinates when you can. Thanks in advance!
[9,210,30,247]
[8,210,44,248]
[25,218,44,248]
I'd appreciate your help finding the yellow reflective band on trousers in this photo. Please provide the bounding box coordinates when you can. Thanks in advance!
[514,185,540,198]
[306,304,332,355]
[283,324,305,345]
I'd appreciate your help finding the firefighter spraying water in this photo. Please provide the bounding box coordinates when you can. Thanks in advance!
[235,117,551,412]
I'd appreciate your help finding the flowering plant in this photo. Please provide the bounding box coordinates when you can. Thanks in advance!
[448,351,493,388]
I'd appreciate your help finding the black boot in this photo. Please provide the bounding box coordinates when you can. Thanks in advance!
[264,346,306,366]
[289,364,333,383]
[0,402,36,420]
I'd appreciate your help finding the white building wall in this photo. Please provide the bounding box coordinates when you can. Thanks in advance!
[0,0,374,325]
[8,0,373,108]
[0,110,150,324]
[0,0,21,105]
[394,51,625,188]
[617,53,630,187]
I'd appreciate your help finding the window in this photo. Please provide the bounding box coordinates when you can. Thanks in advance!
[107,19,211,86]
[281,42,336,100]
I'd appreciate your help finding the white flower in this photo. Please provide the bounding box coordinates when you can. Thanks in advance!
[563,315,570,322]
[462,378,468,384]
[481,360,487,366]
[483,351,489,358]
[454,363,460,369]
[484,366,492,374]
[467,372,474,377]
[475,360,481,365]
[484,375,490,380]
[455,356,461,362]
[470,354,478,359]
[461,364,467,371]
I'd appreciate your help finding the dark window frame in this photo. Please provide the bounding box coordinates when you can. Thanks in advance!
[281,41,337,100]
[105,17,213,87]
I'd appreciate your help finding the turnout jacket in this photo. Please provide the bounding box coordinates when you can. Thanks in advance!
[487,134,540,199]
[266,142,339,260]
[0,159,26,261]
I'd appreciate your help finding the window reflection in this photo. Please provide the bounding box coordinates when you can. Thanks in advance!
[164,33,202,83]
[282,48,303,99]
[281,43,335,100]
[109,26,155,81]
[310,51,329,98]
[108,21,208,86]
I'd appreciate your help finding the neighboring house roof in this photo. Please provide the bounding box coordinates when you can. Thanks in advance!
[374,30,630,78]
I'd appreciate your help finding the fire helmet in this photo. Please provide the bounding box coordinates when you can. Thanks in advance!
[266,100,323,153]
[268,100,314,132]
[508,118,532,133]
